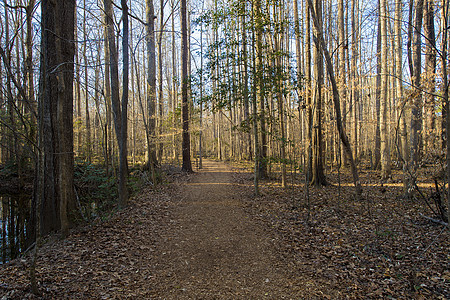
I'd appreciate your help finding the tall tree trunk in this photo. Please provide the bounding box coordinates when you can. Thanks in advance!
[158,0,165,162]
[410,0,424,184]
[146,0,158,181]
[104,0,128,206]
[120,0,130,207]
[305,0,312,174]
[395,0,408,192]
[374,16,382,169]
[424,0,436,151]
[293,0,303,163]
[380,0,391,179]
[241,2,251,160]
[254,0,267,179]
[351,0,359,162]
[181,0,192,172]
[443,0,450,226]
[310,0,327,186]
[39,0,76,236]
[25,0,36,144]
[274,1,287,187]
[103,17,112,175]
[199,15,204,169]
[83,0,91,163]
[251,0,260,195]
[338,0,347,166]
[171,0,177,161]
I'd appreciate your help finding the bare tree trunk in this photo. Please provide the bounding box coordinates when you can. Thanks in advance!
[424,0,436,151]
[241,1,251,160]
[374,16,381,169]
[75,11,82,156]
[158,0,165,162]
[380,0,391,179]
[199,16,204,169]
[181,0,192,172]
[395,0,408,193]
[293,0,302,163]
[251,0,259,195]
[441,0,450,225]
[103,18,112,175]
[305,0,312,174]
[25,0,36,143]
[338,0,347,166]
[146,0,158,182]
[39,0,76,236]
[274,2,286,187]
[171,0,177,161]
[351,0,359,163]
[83,0,91,163]
[253,0,267,178]
[104,0,128,206]
[310,0,327,186]
[120,0,130,207]
[410,0,424,184]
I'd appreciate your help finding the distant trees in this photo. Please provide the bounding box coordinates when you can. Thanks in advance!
[1,0,450,245]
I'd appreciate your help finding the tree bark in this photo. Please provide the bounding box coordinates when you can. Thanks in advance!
[158,0,165,162]
[310,0,327,186]
[181,0,192,172]
[39,0,76,236]
[120,0,130,207]
[380,0,391,179]
[410,0,424,183]
[104,0,128,206]
[424,0,436,151]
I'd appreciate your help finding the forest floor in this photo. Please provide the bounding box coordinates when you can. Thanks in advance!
[0,159,449,299]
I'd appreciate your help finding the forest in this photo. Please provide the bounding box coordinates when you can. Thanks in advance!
[0,0,449,298]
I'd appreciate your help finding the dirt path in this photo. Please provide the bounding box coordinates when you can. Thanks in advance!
[148,159,295,298]
[0,160,302,299]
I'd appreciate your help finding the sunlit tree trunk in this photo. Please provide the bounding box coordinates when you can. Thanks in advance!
[410,0,424,184]
[305,0,312,174]
[351,0,359,162]
[241,1,251,160]
[146,0,158,181]
[338,0,347,166]
[380,0,391,179]
[374,16,381,170]
[395,0,407,162]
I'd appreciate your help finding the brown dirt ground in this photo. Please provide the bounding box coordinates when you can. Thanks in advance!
[0,160,300,299]
[0,159,448,299]
[147,159,295,298]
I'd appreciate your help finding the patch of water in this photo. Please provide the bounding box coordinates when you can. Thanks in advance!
[0,194,32,264]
